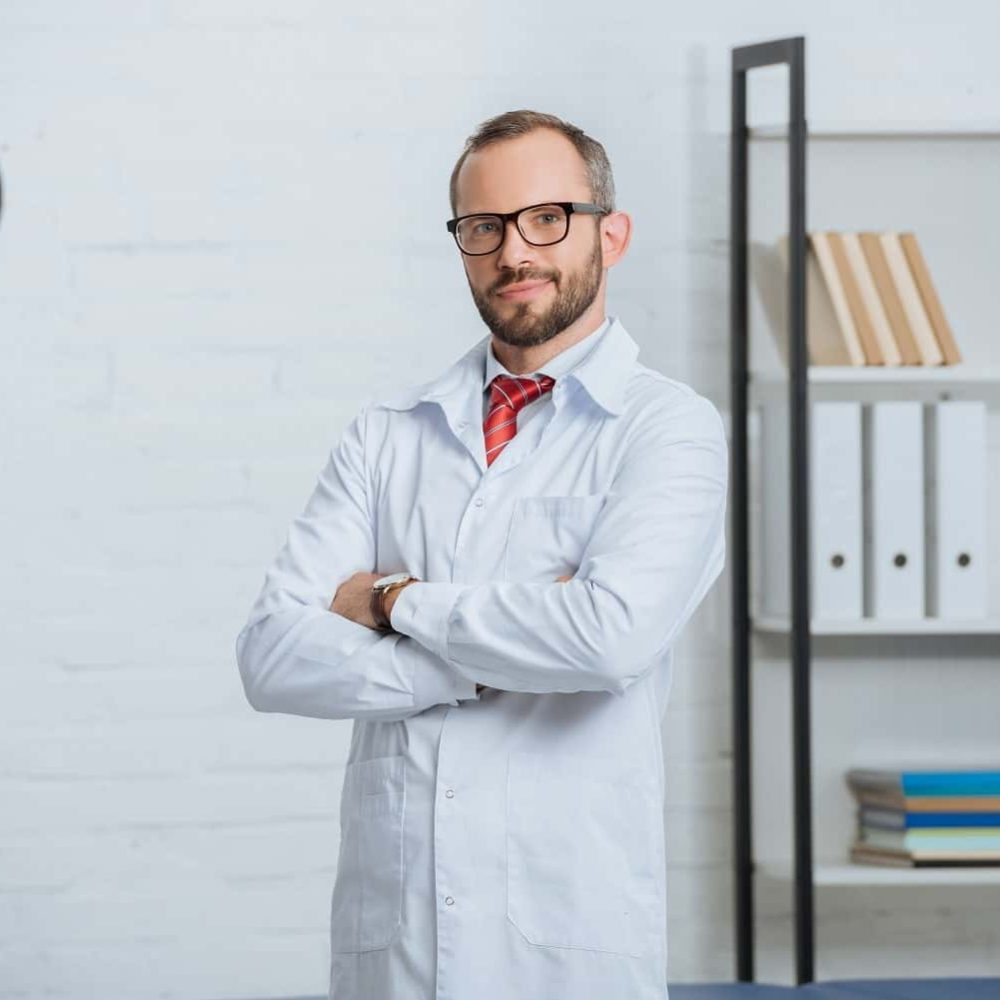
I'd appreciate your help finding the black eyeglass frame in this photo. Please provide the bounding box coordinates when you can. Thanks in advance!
[445,201,609,256]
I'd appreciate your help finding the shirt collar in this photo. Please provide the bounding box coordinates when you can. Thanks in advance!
[482,315,611,391]
[371,313,639,418]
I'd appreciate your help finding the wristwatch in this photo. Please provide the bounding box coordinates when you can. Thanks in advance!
[371,572,418,632]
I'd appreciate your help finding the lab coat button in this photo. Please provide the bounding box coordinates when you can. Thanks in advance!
[445,788,455,798]
[474,497,484,508]
[445,896,455,906]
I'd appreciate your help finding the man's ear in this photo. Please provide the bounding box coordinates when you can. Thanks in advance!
[600,211,633,269]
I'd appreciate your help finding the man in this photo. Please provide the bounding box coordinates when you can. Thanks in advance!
[235,109,728,1000]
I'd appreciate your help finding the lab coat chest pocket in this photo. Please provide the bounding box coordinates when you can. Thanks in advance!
[505,750,663,958]
[329,754,406,953]
[503,494,607,581]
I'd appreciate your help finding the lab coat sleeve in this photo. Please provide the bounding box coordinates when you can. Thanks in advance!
[390,390,728,696]
[235,404,479,721]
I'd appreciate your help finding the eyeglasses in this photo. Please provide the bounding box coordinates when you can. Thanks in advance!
[445,201,609,256]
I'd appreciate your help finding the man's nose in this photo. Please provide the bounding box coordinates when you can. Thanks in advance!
[495,217,538,269]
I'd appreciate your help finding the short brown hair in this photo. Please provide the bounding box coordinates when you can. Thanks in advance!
[448,109,616,217]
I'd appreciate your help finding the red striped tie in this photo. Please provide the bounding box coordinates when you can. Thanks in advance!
[484,373,556,467]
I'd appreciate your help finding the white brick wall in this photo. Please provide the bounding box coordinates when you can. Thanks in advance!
[2,1,999,996]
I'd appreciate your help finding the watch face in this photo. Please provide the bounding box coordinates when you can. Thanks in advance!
[374,571,411,590]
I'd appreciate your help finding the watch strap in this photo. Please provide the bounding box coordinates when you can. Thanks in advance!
[371,577,414,632]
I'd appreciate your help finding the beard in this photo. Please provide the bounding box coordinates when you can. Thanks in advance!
[466,230,604,349]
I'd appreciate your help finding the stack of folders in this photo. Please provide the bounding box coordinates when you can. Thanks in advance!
[847,768,1000,866]
[759,398,989,621]
[770,231,962,366]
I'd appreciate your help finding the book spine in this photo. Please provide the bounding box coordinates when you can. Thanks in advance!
[809,233,866,365]
[827,231,884,363]
[898,232,962,365]
[842,232,901,364]
[901,773,1000,796]
[859,231,922,364]
[862,829,1000,851]
[879,233,944,364]
[900,796,1000,812]
[861,808,1000,829]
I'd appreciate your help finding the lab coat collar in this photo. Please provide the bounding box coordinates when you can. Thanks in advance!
[372,314,639,419]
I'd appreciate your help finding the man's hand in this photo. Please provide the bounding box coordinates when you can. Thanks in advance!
[329,571,383,629]
[330,571,420,629]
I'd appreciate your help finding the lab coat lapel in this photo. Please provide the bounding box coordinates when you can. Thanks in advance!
[371,333,490,474]
[369,317,641,477]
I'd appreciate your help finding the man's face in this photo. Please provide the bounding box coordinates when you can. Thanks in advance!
[453,129,606,349]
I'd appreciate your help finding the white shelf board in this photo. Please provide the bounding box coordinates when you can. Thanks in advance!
[758,859,1000,887]
[749,365,1000,386]
[753,615,1000,637]
[747,122,1000,140]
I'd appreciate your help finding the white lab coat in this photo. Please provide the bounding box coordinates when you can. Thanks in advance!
[235,314,728,1000]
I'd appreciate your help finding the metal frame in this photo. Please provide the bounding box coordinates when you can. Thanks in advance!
[730,36,814,983]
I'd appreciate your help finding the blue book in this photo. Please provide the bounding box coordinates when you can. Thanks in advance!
[860,806,1000,829]
[861,828,1000,852]
[848,768,1000,798]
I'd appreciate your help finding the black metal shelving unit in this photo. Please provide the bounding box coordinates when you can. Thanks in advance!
[728,32,1000,990]
[729,34,813,985]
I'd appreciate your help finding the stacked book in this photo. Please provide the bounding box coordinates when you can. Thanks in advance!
[847,768,1000,867]
[763,231,962,366]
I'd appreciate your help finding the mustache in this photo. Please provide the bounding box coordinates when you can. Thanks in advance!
[492,273,556,293]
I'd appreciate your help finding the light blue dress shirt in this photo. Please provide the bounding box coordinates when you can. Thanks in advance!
[235,313,728,1000]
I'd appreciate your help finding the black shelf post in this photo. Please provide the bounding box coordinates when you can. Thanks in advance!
[730,35,815,984]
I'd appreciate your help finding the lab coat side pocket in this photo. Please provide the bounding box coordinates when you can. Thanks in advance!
[505,750,662,958]
[329,754,406,953]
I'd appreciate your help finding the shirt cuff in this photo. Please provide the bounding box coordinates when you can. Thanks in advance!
[404,635,480,705]
[390,580,469,665]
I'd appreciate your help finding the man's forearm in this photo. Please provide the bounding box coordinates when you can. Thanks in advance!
[388,573,575,697]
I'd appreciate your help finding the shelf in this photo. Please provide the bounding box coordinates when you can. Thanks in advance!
[731,36,1000,979]
[749,366,1000,386]
[752,615,1000,637]
[747,122,1000,140]
[748,366,1000,404]
[757,859,1000,887]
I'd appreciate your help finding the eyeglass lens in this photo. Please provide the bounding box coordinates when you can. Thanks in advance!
[455,204,568,254]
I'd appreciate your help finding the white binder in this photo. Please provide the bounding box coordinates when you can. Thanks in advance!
[862,402,925,619]
[811,401,864,620]
[925,401,988,618]
[760,399,864,621]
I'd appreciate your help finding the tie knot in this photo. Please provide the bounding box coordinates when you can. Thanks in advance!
[489,373,556,413]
